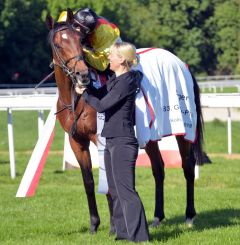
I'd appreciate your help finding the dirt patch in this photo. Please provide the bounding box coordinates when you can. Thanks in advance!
[202,108,240,122]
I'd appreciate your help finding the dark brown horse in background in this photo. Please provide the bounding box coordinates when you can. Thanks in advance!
[46,9,204,233]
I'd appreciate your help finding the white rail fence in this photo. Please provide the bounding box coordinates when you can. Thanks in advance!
[196,75,240,92]
[1,74,240,95]
[0,95,56,178]
[198,81,240,93]
[1,93,240,179]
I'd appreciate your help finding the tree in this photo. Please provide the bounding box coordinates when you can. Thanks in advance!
[102,0,214,74]
[44,0,107,20]
[0,0,238,85]
[213,0,240,74]
[0,0,50,85]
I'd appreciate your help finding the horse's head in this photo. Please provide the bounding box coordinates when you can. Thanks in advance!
[46,9,90,88]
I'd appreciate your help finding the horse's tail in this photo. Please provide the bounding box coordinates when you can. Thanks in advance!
[190,70,204,165]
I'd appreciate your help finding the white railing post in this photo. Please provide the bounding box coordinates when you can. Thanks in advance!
[38,110,44,137]
[62,132,68,171]
[227,108,232,155]
[7,108,16,179]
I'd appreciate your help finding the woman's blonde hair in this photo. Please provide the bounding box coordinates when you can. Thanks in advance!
[109,42,139,68]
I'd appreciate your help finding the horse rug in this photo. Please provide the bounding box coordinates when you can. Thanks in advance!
[134,48,197,148]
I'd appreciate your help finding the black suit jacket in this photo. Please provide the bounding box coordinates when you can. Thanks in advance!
[82,70,142,138]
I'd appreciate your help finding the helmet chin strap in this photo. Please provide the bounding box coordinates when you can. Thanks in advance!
[72,19,90,35]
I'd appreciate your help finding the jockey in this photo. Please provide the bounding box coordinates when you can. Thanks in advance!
[57,8,121,72]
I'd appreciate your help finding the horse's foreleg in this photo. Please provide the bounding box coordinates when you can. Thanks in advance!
[69,137,100,233]
[145,141,165,227]
[80,164,100,233]
[176,136,196,225]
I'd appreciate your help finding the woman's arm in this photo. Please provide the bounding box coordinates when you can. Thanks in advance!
[82,78,136,113]
[87,82,108,99]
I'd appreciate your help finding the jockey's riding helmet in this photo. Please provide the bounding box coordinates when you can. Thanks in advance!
[73,8,98,36]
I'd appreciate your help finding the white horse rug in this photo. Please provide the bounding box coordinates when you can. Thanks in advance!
[135,48,197,148]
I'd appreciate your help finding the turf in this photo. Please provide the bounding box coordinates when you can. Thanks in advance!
[0,111,240,244]
[0,153,239,244]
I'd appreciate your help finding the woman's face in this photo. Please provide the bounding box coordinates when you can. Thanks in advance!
[108,50,125,72]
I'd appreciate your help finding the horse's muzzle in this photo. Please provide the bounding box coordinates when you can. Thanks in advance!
[75,71,90,86]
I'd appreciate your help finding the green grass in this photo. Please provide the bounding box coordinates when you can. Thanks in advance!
[200,87,239,93]
[0,153,239,244]
[204,119,240,153]
[0,111,240,244]
[0,111,64,152]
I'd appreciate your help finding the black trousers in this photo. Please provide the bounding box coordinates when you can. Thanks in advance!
[104,136,149,242]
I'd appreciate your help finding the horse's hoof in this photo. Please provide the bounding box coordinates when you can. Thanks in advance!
[90,217,100,234]
[109,217,116,236]
[90,229,97,234]
[90,224,99,234]
[109,227,116,236]
[185,218,194,228]
[149,217,161,228]
[109,222,116,236]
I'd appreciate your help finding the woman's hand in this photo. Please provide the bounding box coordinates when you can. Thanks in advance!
[75,85,86,94]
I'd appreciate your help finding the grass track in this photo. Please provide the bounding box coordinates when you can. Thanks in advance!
[0,111,240,244]
[0,152,239,244]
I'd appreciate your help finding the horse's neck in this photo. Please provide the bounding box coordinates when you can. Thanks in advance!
[55,67,72,104]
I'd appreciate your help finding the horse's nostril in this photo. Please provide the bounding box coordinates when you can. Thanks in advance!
[76,70,89,77]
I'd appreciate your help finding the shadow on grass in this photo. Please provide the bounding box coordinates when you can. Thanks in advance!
[150,208,240,242]
[54,170,65,174]
[0,160,9,164]
[0,172,21,178]
[57,226,90,236]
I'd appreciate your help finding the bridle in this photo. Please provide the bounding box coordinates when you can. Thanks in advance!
[50,24,90,87]
[48,24,89,118]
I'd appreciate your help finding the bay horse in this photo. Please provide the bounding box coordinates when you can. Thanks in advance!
[45,9,203,233]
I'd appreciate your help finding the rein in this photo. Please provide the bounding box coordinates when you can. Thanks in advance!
[34,70,55,89]
[34,62,55,89]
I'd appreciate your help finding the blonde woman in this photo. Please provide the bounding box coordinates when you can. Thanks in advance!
[82,42,149,242]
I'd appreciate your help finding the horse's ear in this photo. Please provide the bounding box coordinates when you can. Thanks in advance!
[46,13,54,30]
[66,8,74,24]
